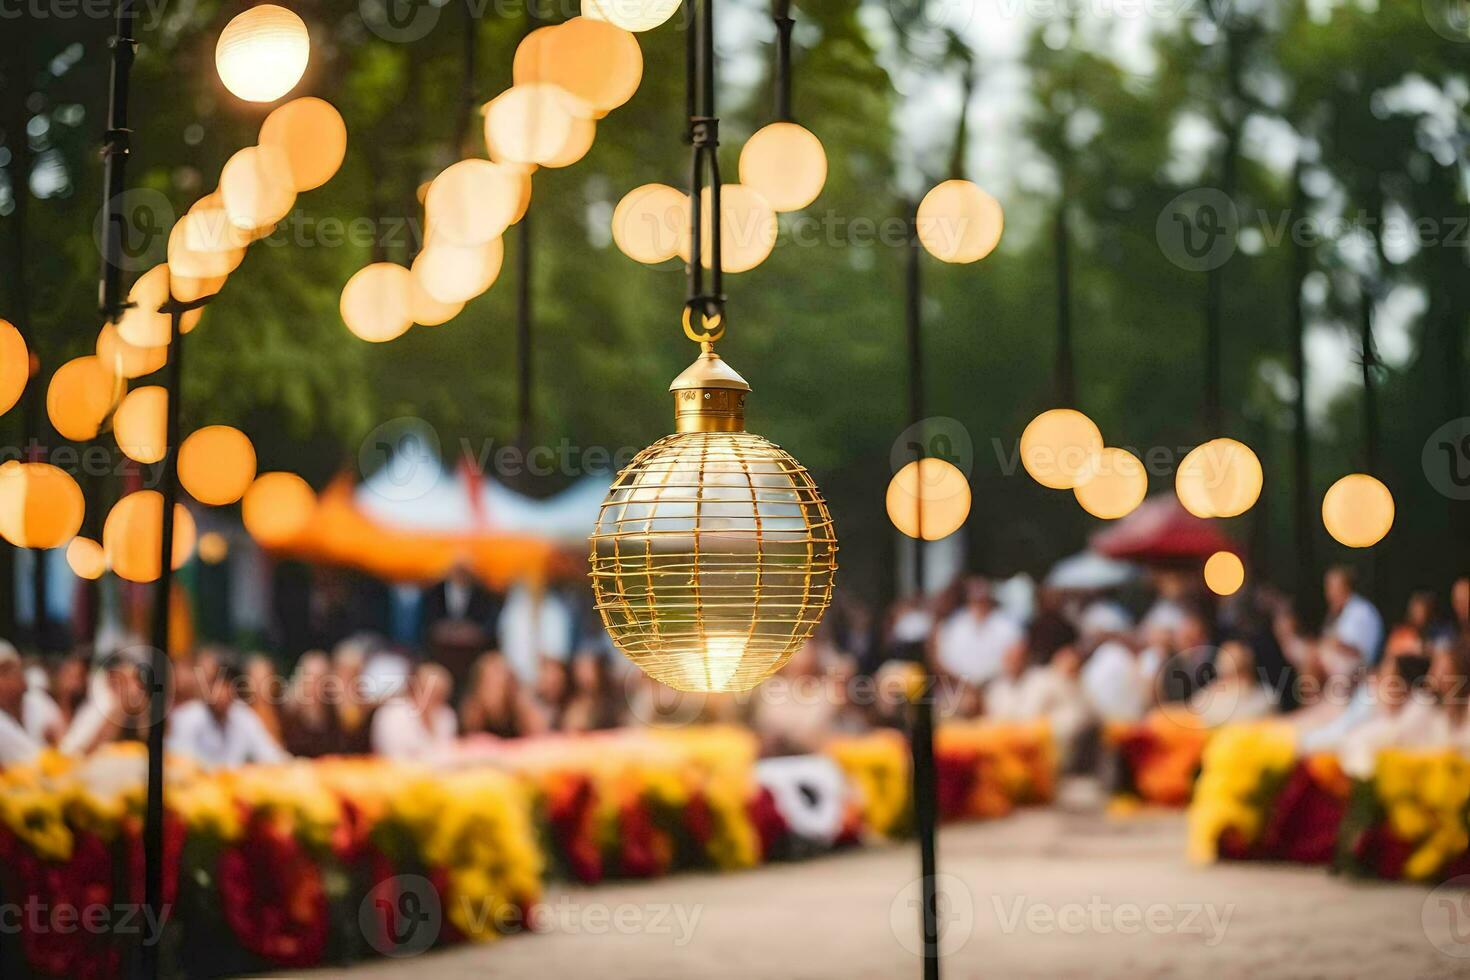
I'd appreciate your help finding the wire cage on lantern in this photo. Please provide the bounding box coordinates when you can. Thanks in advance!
[589,349,838,693]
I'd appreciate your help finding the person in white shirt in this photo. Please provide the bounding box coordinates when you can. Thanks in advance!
[167,661,289,770]
[61,653,150,756]
[1323,566,1384,666]
[985,639,1093,766]
[371,662,458,761]
[0,645,41,767]
[935,579,1024,686]
[498,584,574,685]
[1338,653,1449,778]
[1187,639,1274,728]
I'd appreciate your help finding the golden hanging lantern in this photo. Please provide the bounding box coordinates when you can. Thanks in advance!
[589,338,838,693]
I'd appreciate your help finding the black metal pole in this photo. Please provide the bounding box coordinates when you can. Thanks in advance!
[515,209,533,454]
[136,305,183,980]
[905,201,941,980]
[1053,194,1074,407]
[1287,160,1314,608]
[772,0,793,122]
[100,0,137,322]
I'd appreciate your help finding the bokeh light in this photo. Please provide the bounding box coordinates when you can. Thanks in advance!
[886,458,972,540]
[0,319,29,416]
[1073,447,1147,520]
[0,462,85,549]
[424,160,524,246]
[514,18,643,117]
[66,537,106,580]
[258,97,346,191]
[1203,550,1245,596]
[916,179,1004,264]
[1019,408,1103,490]
[215,4,310,103]
[103,490,197,583]
[46,356,118,442]
[243,472,316,547]
[612,183,685,264]
[583,0,681,32]
[738,122,827,213]
[541,116,597,168]
[1175,438,1262,519]
[1322,473,1394,548]
[119,265,203,348]
[197,531,230,565]
[413,238,505,305]
[220,145,297,232]
[678,184,778,274]
[113,386,168,464]
[484,84,579,167]
[96,323,166,380]
[180,425,258,506]
[340,263,415,343]
[408,268,465,327]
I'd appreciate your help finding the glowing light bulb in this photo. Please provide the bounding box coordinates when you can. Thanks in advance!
[243,472,315,546]
[0,320,29,417]
[1020,408,1103,490]
[1204,550,1244,596]
[216,4,311,103]
[413,238,504,306]
[916,179,1004,264]
[113,386,168,464]
[1322,473,1394,548]
[484,84,579,167]
[66,537,106,580]
[0,462,85,549]
[739,122,827,213]
[1175,438,1262,519]
[340,263,415,343]
[46,356,119,442]
[583,0,681,32]
[179,425,257,506]
[103,490,197,583]
[612,183,686,264]
[258,96,347,191]
[1073,447,1146,520]
[676,184,778,274]
[514,17,643,118]
[886,458,971,540]
[424,160,525,247]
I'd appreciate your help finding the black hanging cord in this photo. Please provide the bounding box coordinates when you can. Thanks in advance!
[772,0,794,122]
[685,0,724,328]
[99,0,138,321]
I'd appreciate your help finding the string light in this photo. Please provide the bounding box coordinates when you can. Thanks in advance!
[113,386,168,464]
[412,238,505,306]
[613,183,686,264]
[219,145,297,232]
[1073,447,1147,520]
[66,537,106,580]
[1175,437,1262,519]
[484,84,579,167]
[258,97,346,192]
[242,472,316,546]
[583,0,681,32]
[340,263,415,343]
[1322,473,1394,548]
[1203,550,1245,596]
[678,184,778,273]
[514,17,643,118]
[886,458,971,540]
[916,179,1004,264]
[118,265,203,348]
[424,160,524,247]
[215,4,311,104]
[0,462,85,549]
[96,323,166,380]
[739,122,827,213]
[179,425,257,506]
[103,490,197,583]
[0,320,28,416]
[1020,408,1103,490]
[46,356,119,442]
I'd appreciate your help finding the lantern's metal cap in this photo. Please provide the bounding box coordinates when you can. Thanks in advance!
[670,345,749,433]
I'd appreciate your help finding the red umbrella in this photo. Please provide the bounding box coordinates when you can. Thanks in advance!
[1090,494,1237,563]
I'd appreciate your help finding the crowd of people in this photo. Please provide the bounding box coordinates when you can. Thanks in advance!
[0,557,1467,779]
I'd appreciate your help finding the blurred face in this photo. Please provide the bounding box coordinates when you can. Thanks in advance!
[205,673,236,715]
[298,656,328,700]
[1175,616,1208,651]
[537,660,567,704]
[476,657,510,702]
[572,654,601,692]
[1001,642,1027,678]
[1324,571,1351,610]
[1217,641,1251,682]
[414,669,449,710]
[1051,647,1081,679]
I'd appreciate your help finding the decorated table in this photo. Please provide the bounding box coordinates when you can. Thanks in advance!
[0,722,1053,978]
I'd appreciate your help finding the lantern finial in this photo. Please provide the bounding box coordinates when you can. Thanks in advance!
[669,344,749,433]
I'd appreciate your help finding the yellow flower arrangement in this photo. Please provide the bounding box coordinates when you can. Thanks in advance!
[825,730,911,838]
[1373,749,1470,880]
[1187,722,1296,864]
[0,784,74,862]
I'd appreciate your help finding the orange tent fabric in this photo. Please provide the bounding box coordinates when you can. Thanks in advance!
[268,475,579,588]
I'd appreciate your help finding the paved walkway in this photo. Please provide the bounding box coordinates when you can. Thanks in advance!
[304,800,1469,979]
